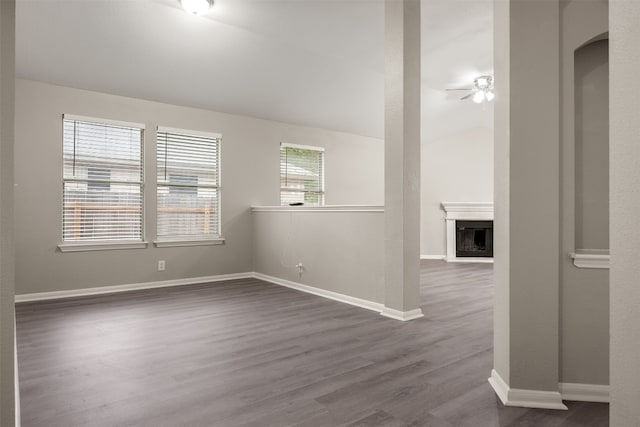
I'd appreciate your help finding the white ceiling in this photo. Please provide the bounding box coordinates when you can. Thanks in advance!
[16,0,493,142]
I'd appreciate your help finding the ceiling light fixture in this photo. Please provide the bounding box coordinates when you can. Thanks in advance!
[181,0,213,15]
[473,91,486,104]
[446,75,495,105]
[475,76,489,89]
[472,75,494,104]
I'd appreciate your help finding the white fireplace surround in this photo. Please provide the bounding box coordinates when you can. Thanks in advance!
[441,202,494,263]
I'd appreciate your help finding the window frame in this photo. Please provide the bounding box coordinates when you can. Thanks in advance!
[58,114,147,252]
[280,142,325,206]
[154,126,224,247]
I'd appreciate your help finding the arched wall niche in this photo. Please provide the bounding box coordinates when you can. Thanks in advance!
[577,31,609,50]
[574,37,609,250]
[559,0,609,388]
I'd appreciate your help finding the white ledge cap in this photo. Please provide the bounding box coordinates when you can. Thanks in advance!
[569,249,610,269]
[251,205,383,212]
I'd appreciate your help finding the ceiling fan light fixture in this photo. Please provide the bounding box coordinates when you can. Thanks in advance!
[446,75,495,104]
[473,91,485,104]
[181,0,213,15]
[475,76,489,89]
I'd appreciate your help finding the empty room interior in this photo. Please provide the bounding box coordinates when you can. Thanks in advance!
[1,0,639,426]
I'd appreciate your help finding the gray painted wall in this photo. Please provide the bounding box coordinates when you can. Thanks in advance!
[559,0,609,386]
[610,0,640,424]
[14,81,495,298]
[0,1,15,425]
[14,79,383,295]
[420,127,494,257]
[252,208,384,304]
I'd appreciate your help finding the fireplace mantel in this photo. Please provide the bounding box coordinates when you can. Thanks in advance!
[441,202,494,263]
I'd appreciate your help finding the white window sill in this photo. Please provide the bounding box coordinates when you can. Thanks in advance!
[58,241,149,253]
[569,249,610,269]
[154,238,225,248]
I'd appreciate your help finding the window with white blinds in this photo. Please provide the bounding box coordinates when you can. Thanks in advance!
[62,115,144,242]
[157,127,221,240]
[280,143,324,206]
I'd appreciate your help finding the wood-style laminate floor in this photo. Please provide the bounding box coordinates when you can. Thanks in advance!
[16,261,609,426]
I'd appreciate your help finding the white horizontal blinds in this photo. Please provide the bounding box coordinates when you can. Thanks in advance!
[280,143,324,206]
[62,116,144,242]
[157,128,220,239]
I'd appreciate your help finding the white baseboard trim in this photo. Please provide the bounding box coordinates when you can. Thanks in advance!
[15,271,421,323]
[252,272,384,313]
[15,323,20,427]
[380,307,424,321]
[559,382,610,403]
[253,273,425,322]
[489,369,568,410]
[420,254,446,260]
[15,272,254,303]
[488,369,510,404]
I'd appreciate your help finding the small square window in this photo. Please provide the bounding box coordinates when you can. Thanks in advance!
[280,143,324,206]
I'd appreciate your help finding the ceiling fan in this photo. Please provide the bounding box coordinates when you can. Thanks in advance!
[446,75,495,104]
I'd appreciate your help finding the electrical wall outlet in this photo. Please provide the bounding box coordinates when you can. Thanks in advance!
[296,263,304,273]
[158,260,166,271]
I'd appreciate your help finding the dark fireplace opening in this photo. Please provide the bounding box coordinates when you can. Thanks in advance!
[456,220,493,258]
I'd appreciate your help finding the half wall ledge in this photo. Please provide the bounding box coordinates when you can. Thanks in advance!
[251,205,384,213]
[569,249,610,269]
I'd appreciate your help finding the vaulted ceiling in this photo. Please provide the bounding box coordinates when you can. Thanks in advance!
[16,0,493,142]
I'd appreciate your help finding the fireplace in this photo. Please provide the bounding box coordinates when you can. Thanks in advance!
[441,202,494,262]
[456,220,493,257]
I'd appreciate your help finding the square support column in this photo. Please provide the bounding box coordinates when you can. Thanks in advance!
[490,0,566,410]
[610,0,640,424]
[0,0,16,425]
[382,0,423,322]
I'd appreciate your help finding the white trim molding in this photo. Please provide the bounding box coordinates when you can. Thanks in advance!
[441,202,494,263]
[569,249,610,269]
[63,113,145,130]
[420,254,446,260]
[58,241,149,252]
[281,142,325,152]
[154,238,225,248]
[380,307,424,321]
[157,126,221,140]
[15,271,422,323]
[447,257,493,264]
[559,382,610,403]
[254,274,424,322]
[15,323,20,427]
[489,370,568,410]
[488,369,510,404]
[253,272,384,313]
[441,202,494,215]
[15,273,253,303]
[252,205,384,213]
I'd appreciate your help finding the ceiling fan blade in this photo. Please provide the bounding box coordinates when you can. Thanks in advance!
[460,92,474,100]
[446,88,473,91]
